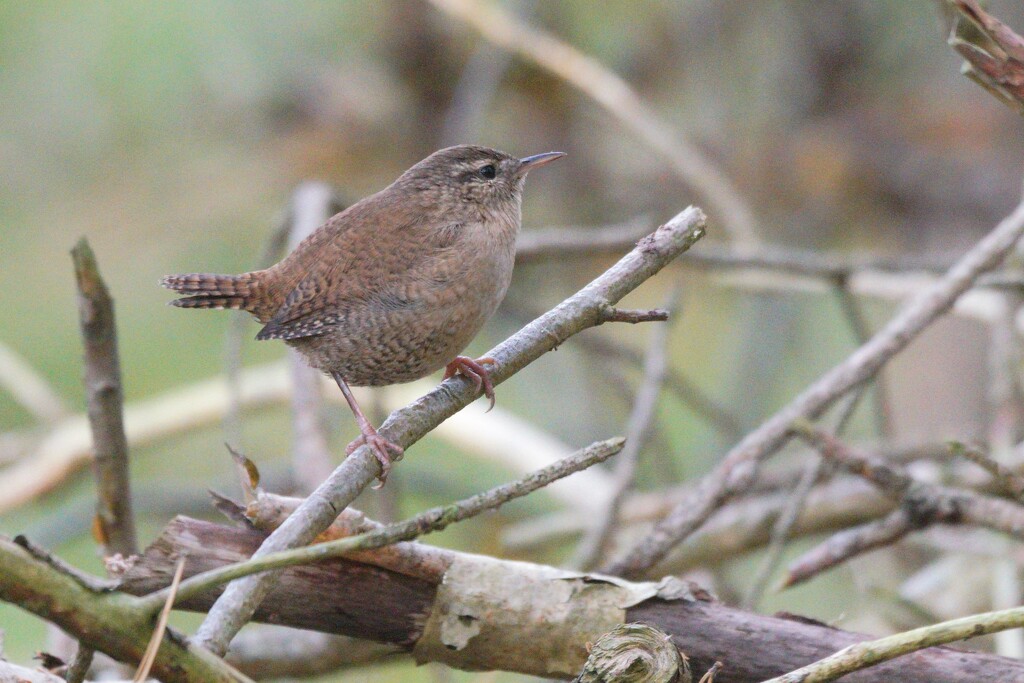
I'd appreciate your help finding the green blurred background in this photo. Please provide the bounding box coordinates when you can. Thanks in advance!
[2,1,1023,680]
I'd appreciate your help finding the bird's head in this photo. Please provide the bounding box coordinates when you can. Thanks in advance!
[398,145,565,213]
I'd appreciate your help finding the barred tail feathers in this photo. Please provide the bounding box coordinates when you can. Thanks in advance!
[161,272,262,313]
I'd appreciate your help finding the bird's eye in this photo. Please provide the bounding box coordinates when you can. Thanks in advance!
[479,164,496,180]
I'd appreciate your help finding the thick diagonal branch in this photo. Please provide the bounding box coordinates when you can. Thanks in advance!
[194,206,707,654]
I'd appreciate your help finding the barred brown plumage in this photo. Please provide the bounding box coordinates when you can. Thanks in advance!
[162,145,564,484]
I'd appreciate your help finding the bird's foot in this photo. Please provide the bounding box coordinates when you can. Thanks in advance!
[346,428,404,488]
[444,356,497,411]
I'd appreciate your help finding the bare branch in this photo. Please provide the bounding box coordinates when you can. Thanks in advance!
[71,239,136,558]
[606,197,1024,579]
[122,517,1024,682]
[148,437,624,611]
[784,425,1024,586]
[762,604,1024,683]
[505,300,744,440]
[954,442,1024,499]
[64,645,93,683]
[742,456,825,605]
[598,306,670,325]
[782,509,916,589]
[0,536,252,683]
[192,207,706,654]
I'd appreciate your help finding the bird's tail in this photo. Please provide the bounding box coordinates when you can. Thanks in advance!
[161,272,263,312]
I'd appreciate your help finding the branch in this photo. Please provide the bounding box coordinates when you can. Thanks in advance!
[783,425,1024,586]
[70,239,136,558]
[429,0,760,245]
[599,306,670,324]
[953,442,1024,498]
[0,536,251,683]
[146,438,624,611]
[782,509,916,589]
[762,604,1024,683]
[606,196,1024,579]
[193,205,706,654]
[120,517,1024,682]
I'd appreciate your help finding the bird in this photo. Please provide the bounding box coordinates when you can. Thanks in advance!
[162,145,565,485]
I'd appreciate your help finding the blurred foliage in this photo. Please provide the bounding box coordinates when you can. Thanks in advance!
[3,1,1024,680]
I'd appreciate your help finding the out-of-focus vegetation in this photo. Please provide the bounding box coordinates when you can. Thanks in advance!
[3,1,1024,680]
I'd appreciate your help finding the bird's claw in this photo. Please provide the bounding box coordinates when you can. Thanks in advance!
[444,356,497,411]
[346,431,404,488]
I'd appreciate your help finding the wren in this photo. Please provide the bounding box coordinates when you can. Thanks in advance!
[163,145,565,484]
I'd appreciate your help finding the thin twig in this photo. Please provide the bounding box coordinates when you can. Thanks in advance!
[761,604,1024,683]
[12,535,115,592]
[954,442,1024,498]
[63,646,93,683]
[783,424,1024,586]
[742,456,824,606]
[504,298,744,440]
[742,388,864,608]
[192,207,706,654]
[832,279,892,437]
[429,0,760,246]
[574,291,678,569]
[71,239,137,558]
[782,509,916,589]
[133,558,185,683]
[697,661,723,683]
[144,437,624,611]
[599,306,670,324]
[605,196,1024,579]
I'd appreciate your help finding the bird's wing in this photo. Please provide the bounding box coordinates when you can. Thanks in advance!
[256,211,460,342]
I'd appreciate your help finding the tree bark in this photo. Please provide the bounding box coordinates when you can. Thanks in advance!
[118,517,1024,682]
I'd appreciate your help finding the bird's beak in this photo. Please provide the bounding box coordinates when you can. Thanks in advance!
[518,151,566,172]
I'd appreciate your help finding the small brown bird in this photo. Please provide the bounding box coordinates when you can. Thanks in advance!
[163,145,564,483]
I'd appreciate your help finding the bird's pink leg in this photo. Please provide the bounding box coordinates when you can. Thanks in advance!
[331,372,403,487]
[444,356,497,411]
